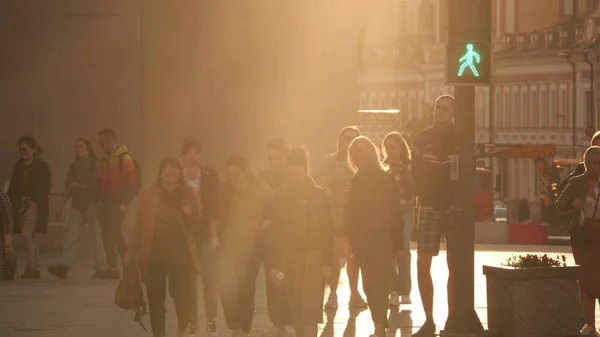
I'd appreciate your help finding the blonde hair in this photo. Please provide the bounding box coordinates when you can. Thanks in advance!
[348,136,386,173]
[584,146,600,172]
[382,132,411,162]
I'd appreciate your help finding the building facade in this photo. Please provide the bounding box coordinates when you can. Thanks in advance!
[358,0,599,204]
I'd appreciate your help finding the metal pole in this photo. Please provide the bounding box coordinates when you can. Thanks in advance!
[585,50,595,132]
[567,54,577,158]
[442,86,484,336]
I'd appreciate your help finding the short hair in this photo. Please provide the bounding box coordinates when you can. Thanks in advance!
[98,129,117,139]
[182,136,203,153]
[266,138,291,154]
[591,131,600,146]
[18,136,37,149]
[584,146,600,171]
[286,147,309,168]
[435,94,455,106]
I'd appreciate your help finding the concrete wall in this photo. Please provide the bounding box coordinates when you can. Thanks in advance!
[0,0,367,191]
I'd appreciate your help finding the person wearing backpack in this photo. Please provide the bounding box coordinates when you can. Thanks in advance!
[48,138,108,279]
[98,129,141,279]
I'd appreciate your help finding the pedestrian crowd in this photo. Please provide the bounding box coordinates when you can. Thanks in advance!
[0,95,479,337]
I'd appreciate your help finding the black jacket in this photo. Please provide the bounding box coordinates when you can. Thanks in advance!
[7,158,51,233]
[266,178,333,269]
[344,167,402,252]
[411,125,456,210]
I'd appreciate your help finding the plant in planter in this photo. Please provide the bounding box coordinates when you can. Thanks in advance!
[503,254,567,269]
[483,254,583,337]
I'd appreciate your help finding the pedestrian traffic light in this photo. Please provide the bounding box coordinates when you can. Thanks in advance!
[446,40,491,85]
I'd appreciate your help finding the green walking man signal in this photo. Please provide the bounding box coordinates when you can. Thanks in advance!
[445,40,491,85]
[458,43,480,77]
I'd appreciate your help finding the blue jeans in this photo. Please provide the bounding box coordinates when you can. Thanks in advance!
[217,251,261,332]
[60,203,107,271]
[390,211,413,295]
[190,238,219,324]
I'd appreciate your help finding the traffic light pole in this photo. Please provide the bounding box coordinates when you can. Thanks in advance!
[441,86,485,336]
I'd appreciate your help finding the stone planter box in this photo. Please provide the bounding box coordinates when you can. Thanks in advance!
[483,266,583,337]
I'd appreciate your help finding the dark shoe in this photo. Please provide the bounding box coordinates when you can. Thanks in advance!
[21,268,41,279]
[412,320,436,337]
[47,264,68,279]
[92,270,111,280]
[105,268,121,280]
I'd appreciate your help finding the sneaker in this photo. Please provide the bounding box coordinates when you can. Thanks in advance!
[349,294,368,308]
[105,268,121,280]
[401,295,412,305]
[324,294,338,310]
[581,324,599,336]
[206,321,218,337]
[389,292,400,307]
[21,268,41,279]
[412,320,436,337]
[262,325,282,337]
[282,325,296,337]
[47,264,68,279]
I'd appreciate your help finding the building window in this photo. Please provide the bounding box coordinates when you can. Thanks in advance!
[587,90,594,128]
[494,91,501,127]
[389,94,397,109]
[408,96,415,120]
[540,90,547,128]
[418,0,435,33]
[503,91,510,128]
[549,90,557,127]
[521,91,528,128]
[558,90,566,128]
[360,94,367,110]
[369,94,376,110]
[379,94,386,110]
[512,91,519,127]
[529,91,538,128]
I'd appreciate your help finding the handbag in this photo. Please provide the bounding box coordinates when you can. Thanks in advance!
[570,193,600,247]
[114,262,148,332]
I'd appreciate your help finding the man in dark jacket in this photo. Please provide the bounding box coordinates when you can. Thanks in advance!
[258,139,295,337]
[411,95,457,337]
[181,137,221,337]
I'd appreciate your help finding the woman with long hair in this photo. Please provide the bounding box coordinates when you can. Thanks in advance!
[125,156,202,337]
[7,136,51,279]
[382,132,416,306]
[314,126,367,310]
[217,156,271,337]
[346,136,402,337]
[556,146,600,336]
[48,138,108,279]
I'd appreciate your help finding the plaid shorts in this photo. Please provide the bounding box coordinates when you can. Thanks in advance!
[415,206,454,256]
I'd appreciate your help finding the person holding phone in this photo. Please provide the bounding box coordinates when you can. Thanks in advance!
[266,147,334,337]
[125,156,202,337]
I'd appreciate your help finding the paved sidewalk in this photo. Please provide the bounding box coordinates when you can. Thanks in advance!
[0,244,590,337]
